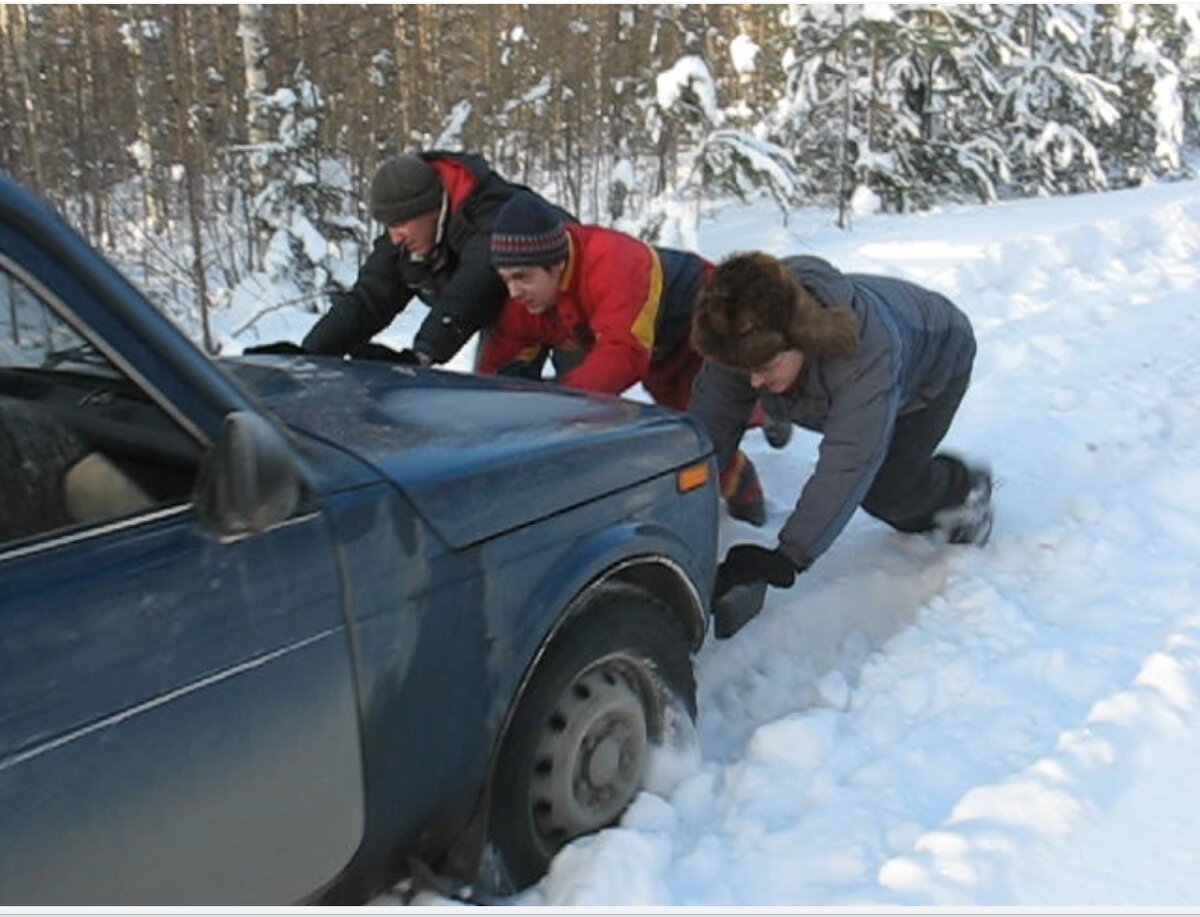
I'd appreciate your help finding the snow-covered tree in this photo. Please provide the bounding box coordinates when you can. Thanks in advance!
[119,14,168,235]
[484,21,551,188]
[874,5,1013,207]
[229,68,365,342]
[643,52,802,242]
[771,5,1012,218]
[1092,5,1195,184]
[995,6,1120,196]
[238,5,270,168]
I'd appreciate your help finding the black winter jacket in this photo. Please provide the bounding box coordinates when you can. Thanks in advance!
[302,151,572,363]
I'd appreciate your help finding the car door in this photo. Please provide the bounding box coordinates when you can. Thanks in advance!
[0,224,366,903]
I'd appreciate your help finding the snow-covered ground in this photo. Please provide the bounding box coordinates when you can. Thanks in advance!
[329,178,1200,907]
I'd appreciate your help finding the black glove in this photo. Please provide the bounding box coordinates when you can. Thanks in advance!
[714,544,798,599]
[243,340,306,356]
[348,342,428,366]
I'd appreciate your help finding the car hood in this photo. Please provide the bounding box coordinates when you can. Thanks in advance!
[225,357,711,547]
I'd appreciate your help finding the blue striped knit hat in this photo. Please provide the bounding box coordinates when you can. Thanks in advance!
[490,193,569,267]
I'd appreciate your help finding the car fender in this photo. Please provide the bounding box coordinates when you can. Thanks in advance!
[435,519,709,892]
[512,520,707,673]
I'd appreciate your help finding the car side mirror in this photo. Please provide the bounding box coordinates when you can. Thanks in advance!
[195,410,305,537]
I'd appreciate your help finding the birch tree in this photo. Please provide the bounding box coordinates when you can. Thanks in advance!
[168,6,214,353]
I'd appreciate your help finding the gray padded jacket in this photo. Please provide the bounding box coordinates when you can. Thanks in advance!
[690,255,975,569]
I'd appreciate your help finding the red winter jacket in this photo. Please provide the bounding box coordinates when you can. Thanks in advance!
[479,223,709,401]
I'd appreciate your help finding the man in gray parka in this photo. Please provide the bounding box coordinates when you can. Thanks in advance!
[689,251,992,637]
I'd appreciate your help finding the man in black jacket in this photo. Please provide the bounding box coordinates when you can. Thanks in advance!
[300,151,571,366]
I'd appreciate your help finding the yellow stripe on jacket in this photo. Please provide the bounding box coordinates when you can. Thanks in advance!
[630,244,664,352]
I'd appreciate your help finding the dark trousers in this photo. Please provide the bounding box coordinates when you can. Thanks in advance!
[860,374,972,534]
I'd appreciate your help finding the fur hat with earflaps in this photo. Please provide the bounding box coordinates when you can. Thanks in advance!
[692,252,860,370]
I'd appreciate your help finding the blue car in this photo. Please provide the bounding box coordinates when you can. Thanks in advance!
[0,174,718,904]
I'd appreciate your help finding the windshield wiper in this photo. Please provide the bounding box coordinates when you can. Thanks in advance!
[43,343,107,369]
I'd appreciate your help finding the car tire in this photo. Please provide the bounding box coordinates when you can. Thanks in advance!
[488,583,696,890]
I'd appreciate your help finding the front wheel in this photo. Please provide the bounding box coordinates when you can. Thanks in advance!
[488,584,696,890]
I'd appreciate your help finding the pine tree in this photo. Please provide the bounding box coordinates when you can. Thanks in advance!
[1093,5,1193,185]
[996,6,1119,196]
[230,66,365,341]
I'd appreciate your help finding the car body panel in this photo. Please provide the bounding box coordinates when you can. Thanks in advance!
[0,507,366,904]
[322,469,717,890]
[227,359,710,547]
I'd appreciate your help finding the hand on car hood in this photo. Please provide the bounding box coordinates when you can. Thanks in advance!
[227,358,711,547]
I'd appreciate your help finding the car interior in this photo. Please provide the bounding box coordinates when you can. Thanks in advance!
[0,264,200,547]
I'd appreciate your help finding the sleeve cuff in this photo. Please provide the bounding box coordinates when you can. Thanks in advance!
[777,541,812,572]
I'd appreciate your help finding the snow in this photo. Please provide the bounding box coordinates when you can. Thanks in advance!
[291,214,328,266]
[657,56,723,126]
[611,158,635,188]
[366,176,1200,906]
[435,101,473,149]
[730,35,760,75]
[849,184,881,216]
[861,4,897,24]
[503,76,553,115]
[704,130,801,201]
[126,139,152,173]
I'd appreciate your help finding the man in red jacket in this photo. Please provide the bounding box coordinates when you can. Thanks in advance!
[482,192,773,525]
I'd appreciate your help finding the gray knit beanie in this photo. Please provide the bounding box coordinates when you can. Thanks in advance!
[369,154,443,224]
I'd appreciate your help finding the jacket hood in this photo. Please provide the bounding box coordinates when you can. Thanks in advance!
[225,357,710,548]
[422,150,492,181]
[422,151,492,210]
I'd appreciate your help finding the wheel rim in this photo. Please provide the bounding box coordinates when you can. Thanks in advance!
[528,657,652,852]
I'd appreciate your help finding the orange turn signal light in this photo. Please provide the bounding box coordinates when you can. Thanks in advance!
[676,461,710,493]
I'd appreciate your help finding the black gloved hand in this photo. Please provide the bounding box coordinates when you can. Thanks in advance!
[714,543,798,599]
[348,342,428,366]
[243,340,306,356]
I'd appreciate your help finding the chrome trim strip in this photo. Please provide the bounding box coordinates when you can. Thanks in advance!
[611,553,705,622]
[0,627,342,772]
[209,509,323,545]
[0,504,192,562]
[0,505,322,561]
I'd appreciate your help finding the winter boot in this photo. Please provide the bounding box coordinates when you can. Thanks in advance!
[935,462,993,546]
[720,450,767,527]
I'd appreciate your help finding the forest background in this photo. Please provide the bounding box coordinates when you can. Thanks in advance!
[1,4,1198,352]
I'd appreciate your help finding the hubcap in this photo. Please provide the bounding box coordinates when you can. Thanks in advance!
[529,663,650,850]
